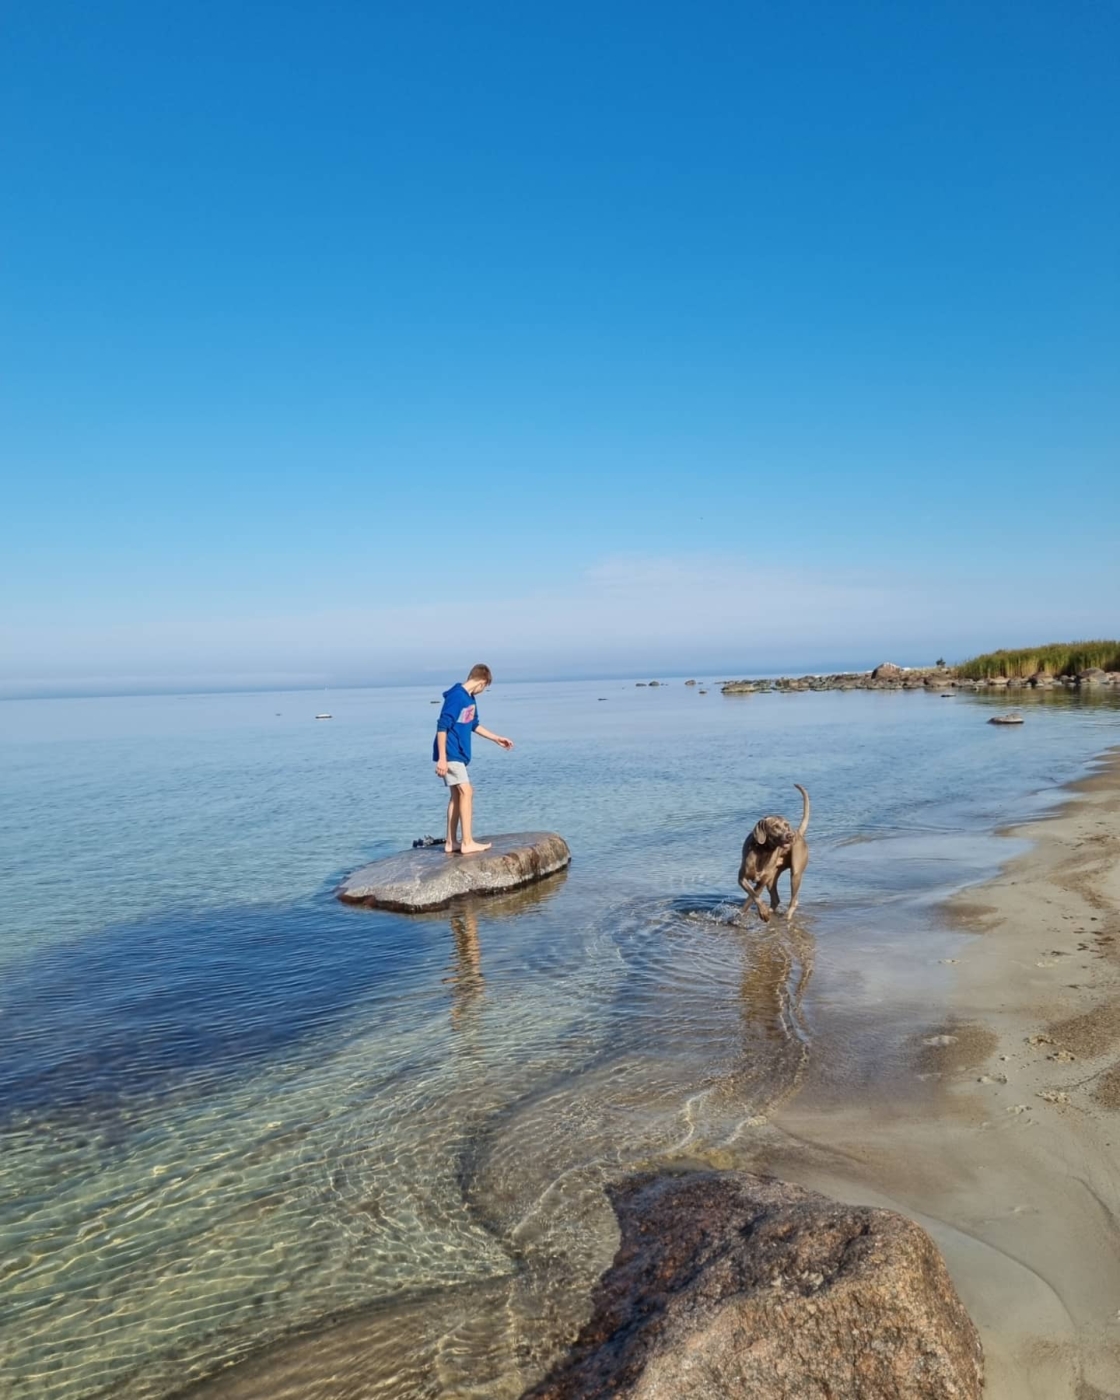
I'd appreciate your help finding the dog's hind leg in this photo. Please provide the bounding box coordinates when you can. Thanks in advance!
[786,845,808,918]
[768,868,783,915]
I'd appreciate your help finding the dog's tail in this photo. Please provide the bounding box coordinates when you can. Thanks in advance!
[795,784,810,836]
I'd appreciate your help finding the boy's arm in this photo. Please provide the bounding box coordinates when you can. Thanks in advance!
[435,729,449,774]
[475,725,514,750]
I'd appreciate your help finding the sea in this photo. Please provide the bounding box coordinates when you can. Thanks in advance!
[2,679,1119,1399]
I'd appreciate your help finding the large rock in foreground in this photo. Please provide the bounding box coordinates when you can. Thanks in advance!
[523,1171,983,1400]
[337,832,570,912]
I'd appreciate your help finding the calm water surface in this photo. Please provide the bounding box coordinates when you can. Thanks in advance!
[2,680,1119,1398]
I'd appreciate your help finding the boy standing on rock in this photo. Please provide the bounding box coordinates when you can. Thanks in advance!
[433,664,514,854]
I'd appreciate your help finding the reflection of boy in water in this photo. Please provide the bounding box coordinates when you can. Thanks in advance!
[432,663,514,855]
[448,908,483,1031]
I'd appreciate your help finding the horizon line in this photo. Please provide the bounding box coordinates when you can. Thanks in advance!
[0,657,955,704]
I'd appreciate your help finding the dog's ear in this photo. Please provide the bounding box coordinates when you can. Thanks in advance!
[751,819,768,847]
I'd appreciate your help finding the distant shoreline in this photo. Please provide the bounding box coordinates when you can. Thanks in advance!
[0,670,908,704]
[5,650,1117,704]
[720,663,1120,694]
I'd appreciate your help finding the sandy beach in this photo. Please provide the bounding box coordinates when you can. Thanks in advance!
[755,747,1120,1399]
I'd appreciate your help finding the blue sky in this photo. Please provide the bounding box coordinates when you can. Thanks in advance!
[2,1,1117,696]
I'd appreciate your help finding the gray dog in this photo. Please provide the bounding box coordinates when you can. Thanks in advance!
[737,784,810,921]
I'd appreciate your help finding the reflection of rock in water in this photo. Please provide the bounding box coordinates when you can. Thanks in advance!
[444,877,569,1036]
[183,901,814,1400]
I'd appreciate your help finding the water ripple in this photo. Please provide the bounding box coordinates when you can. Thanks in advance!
[2,684,1117,1398]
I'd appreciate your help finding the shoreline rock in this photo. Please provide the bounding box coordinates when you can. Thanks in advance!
[720,664,1120,695]
[337,832,571,912]
[523,1170,983,1400]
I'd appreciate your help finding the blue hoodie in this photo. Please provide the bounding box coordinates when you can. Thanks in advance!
[432,683,480,764]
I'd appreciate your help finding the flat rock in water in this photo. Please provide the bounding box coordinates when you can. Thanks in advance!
[337,831,571,912]
[523,1170,983,1400]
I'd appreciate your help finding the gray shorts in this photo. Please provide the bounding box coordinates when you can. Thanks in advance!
[438,761,471,787]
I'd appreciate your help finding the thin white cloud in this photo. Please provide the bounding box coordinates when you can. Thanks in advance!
[2,552,1116,696]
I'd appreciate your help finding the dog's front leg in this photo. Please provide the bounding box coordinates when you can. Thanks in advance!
[741,847,785,920]
[739,876,774,922]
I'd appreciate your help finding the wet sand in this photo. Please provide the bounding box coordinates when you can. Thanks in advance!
[755,747,1120,1399]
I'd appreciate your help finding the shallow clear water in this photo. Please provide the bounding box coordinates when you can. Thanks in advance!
[2,680,1118,1398]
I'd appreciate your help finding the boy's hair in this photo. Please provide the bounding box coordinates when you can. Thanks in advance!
[467,663,493,685]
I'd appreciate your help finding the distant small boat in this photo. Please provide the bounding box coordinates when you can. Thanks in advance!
[988,713,1024,725]
[315,713,333,720]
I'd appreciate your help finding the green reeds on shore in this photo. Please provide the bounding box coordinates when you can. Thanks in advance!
[957,641,1120,680]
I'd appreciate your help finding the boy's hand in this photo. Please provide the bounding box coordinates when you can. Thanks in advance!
[436,758,449,776]
[476,725,513,750]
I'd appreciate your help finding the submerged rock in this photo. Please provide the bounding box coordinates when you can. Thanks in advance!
[337,832,571,912]
[523,1170,983,1400]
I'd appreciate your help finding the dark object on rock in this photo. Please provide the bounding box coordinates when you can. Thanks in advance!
[988,713,1024,725]
[522,1170,983,1400]
[685,679,697,686]
[338,832,571,912]
[411,835,443,848]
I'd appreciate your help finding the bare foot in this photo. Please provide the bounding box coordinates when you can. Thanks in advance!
[459,841,491,854]
[444,843,461,855]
